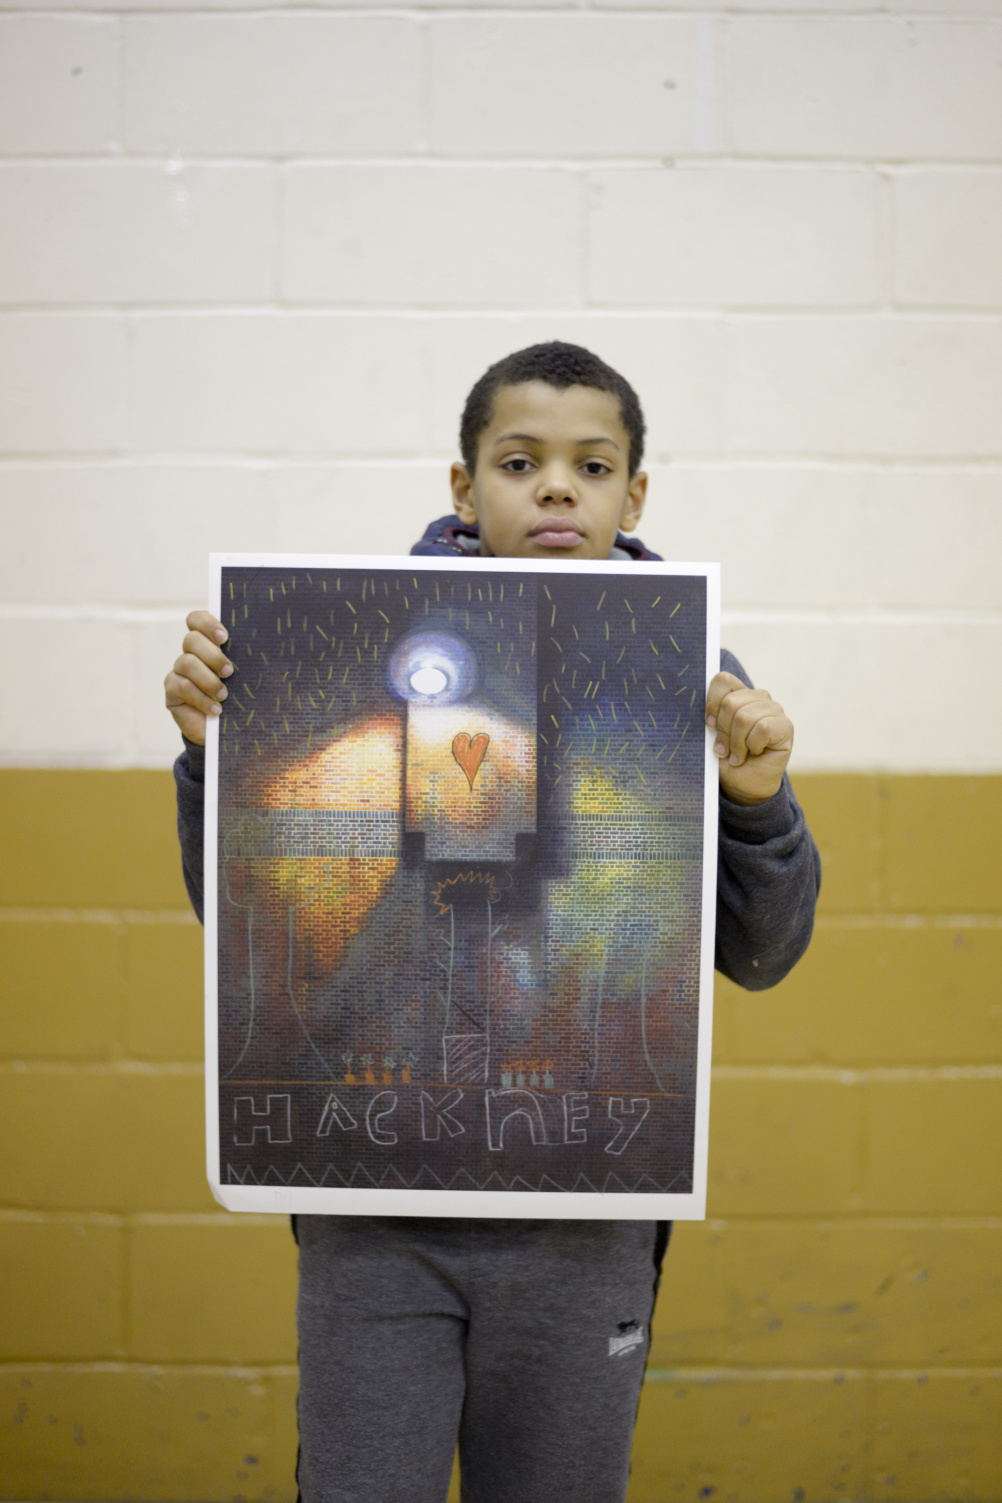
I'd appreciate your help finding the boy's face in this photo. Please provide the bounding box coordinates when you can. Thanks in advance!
[451,381,647,561]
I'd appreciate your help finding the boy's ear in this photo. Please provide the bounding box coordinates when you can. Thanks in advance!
[619,470,648,533]
[451,461,478,525]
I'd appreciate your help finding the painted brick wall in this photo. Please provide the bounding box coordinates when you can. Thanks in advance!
[0,0,999,772]
[1,0,1001,1498]
[2,770,1000,1498]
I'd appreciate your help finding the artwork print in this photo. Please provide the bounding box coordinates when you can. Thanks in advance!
[205,555,720,1218]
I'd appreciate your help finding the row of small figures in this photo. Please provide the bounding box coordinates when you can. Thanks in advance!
[501,1061,556,1090]
[342,1051,416,1086]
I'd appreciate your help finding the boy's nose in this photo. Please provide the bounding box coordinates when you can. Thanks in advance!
[535,466,578,504]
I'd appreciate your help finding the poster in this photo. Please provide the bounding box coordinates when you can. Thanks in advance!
[205,555,720,1218]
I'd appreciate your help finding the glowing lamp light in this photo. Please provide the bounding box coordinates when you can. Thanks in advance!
[409,666,448,696]
[388,630,477,705]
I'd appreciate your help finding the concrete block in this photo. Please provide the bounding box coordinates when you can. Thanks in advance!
[267,463,449,557]
[0,917,124,1060]
[129,1219,297,1362]
[871,1372,1002,1501]
[894,169,1002,309]
[865,1077,1002,1214]
[862,467,1002,610]
[0,1219,124,1359]
[728,18,892,159]
[0,1070,215,1212]
[883,776,1002,912]
[0,463,274,606]
[430,16,697,157]
[887,21,1002,161]
[639,463,871,610]
[719,621,1002,773]
[652,1220,1002,1369]
[125,14,422,155]
[283,165,582,308]
[590,167,877,308]
[731,19,1002,161]
[631,1371,866,1503]
[724,922,1002,1065]
[725,316,1002,459]
[648,1221,731,1365]
[124,919,203,1062]
[0,15,116,155]
[788,775,882,914]
[0,314,122,454]
[266,1367,301,1499]
[128,314,433,455]
[0,618,136,765]
[0,1365,276,1501]
[707,1076,862,1215]
[0,770,188,909]
[0,164,275,305]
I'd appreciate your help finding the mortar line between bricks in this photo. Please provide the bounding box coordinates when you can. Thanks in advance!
[6,455,1002,472]
[0,1060,204,1076]
[6,449,1002,468]
[4,604,1001,628]
[3,908,1001,928]
[4,305,1002,322]
[644,1366,1002,1382]
[7,152,1002,169]
[0,1360,299,1377]
[0,907,198,923]
[711,1064,1002,1082]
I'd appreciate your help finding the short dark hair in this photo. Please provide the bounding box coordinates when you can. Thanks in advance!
[459,341,646,477]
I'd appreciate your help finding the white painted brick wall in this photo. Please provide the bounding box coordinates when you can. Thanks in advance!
[0,0,999,772]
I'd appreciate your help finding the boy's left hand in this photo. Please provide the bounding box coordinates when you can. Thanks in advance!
[705,671,794,806]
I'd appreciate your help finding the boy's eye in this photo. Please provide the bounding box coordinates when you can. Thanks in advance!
[502,457,534,473]
[582,461,611,476]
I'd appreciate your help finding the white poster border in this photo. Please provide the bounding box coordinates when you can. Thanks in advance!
[204,553,720,1220]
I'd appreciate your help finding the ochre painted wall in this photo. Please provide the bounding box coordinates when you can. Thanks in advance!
[1,771,1000,1500]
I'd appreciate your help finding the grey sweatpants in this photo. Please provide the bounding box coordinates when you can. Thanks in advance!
[294,1216,669,1503]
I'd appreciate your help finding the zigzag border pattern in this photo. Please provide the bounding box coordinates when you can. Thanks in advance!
[224,1161,691,1195]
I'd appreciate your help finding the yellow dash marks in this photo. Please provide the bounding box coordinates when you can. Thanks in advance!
[670,635,681,653]
[651,595,660,609]
[670,602,681,617]
[649,640,659,655]
[345,600,356,614]
[596,591,606,611]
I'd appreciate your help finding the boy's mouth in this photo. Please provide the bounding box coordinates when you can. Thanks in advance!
[529,520,584,549]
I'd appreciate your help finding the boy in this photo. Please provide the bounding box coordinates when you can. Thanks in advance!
[165,342,820,1503]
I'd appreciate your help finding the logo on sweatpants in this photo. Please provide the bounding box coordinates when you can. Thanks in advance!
[608,1321,644,1357]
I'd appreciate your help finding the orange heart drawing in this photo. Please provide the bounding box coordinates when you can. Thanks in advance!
[452,731,490,791]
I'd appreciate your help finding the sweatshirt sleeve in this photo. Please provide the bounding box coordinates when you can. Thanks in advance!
[713,650,822,990]
[173,738,206,926]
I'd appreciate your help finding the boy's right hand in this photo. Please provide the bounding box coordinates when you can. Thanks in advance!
[164,610,233,747]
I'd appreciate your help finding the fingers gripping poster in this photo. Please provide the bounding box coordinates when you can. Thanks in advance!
[205,556,720,1218]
